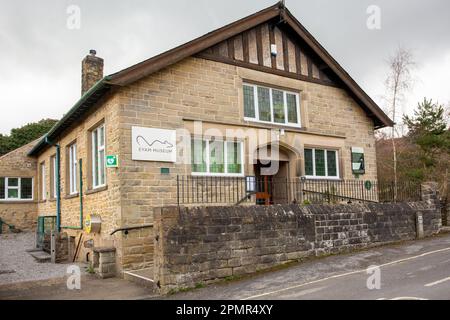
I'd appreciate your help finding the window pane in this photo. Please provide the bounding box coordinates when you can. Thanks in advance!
[8,178,18,187]
[243,85,255,118]
[304,149,313,176]
[0,177,4,199]
[315,149,326,176]
[287,93,298,123]
[209,140,224,173]
[257,87,271,122]
[70,147,73,191]
[73,163,78,192]
[93,130,99,186]
[191,140,207,173]
[52,157,57,197]
[8,188,18,199]
[41,164,46,200]
[70,145,77,193]
[21,178,33,199]
[99,126,105,147]
[327,151,337,177]
[99,150,105,185]
[272,89,285,123]
[75,146,78,183]
[227,142,242,174]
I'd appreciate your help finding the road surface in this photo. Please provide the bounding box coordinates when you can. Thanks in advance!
[167,232,450,300]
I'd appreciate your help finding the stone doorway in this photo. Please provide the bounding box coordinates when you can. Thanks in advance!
[253,144,297,205]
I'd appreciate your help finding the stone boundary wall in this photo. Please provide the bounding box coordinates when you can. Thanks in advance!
[153,183,441,293]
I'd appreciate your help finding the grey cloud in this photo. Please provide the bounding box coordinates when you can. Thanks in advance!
[0,0,449,133]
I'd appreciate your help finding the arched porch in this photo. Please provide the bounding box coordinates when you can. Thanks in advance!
[252,142,300,205]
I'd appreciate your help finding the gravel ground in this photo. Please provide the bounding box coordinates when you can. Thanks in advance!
[0,232,83,285]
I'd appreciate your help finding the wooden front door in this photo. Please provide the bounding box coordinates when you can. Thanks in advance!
[255,175,273,205]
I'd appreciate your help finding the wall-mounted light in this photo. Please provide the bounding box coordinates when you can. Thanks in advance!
[270,44,277,57]
[245,176,256,193]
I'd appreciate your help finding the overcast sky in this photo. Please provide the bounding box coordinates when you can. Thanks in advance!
[0,0,449,134]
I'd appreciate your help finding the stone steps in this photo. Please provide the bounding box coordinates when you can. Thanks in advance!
[29,250,51,263]
[123,267,158,292]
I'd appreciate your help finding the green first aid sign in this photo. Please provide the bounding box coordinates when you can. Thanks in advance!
[106,155,119,168]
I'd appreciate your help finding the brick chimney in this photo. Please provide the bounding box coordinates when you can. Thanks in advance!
[81,49,103,95]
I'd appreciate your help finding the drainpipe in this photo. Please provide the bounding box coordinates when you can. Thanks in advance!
[62,158,84,230]
[45,137,61,232]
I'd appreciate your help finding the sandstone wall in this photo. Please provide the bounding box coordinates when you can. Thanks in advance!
[0,140,38,232]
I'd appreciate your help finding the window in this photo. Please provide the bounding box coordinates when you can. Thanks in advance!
[92,124,106,188]
[51,155,57,198]
[8,178,19,199]
[304,148,339,179]
[191,138,243,176]
[191,140,207,173]
[0,177,33,201]
[243,83,300,127]
[21,178,33,199]
[243,85,255,118]
[40,162,46,200]
[68,144,78,194]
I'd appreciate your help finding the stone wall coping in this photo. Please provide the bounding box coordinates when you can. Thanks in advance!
[86,185,108,195]
[0,200,37,205]
[93,246,116,253]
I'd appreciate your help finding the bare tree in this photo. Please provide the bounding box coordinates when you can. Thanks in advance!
[445,101,450,126]
[384,47,415,200]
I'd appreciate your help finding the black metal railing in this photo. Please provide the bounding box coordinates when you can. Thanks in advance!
[177,176,249,205]
[300,179,421,204]
[176,175,422,206]
[377,180,422,203]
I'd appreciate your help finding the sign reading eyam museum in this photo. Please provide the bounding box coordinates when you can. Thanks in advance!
[132,126,176,162]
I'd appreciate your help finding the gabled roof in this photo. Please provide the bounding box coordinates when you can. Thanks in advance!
[29,2,392,156]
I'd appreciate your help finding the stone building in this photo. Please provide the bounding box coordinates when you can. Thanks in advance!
[0,3,392,274]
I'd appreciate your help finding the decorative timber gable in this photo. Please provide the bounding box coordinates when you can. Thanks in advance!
[197,21,337,87]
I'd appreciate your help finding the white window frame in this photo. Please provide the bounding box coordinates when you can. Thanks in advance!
[69,143,78,195]
[191,138,245,177]
[0,177,34,201]
[304,148,340,180]
[40,162,46,200]
[92,124,106,189]
[243,83,301,128]
[51,156,57,198]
